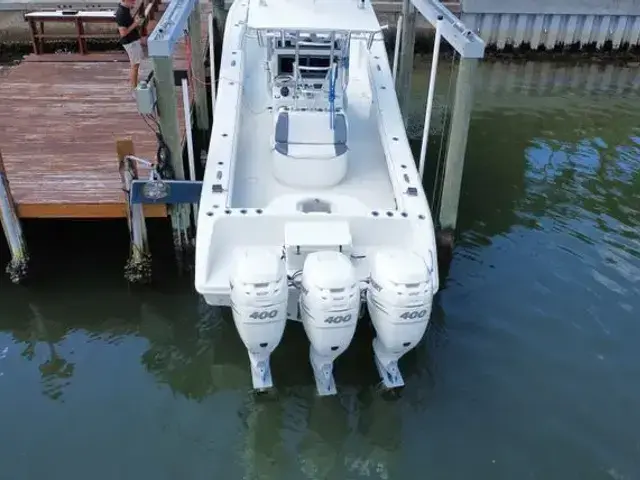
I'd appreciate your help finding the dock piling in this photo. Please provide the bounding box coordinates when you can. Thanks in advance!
[151,56,184,181]
[117,140,152,284]
[212,0,228,36]
[188,1,210,133]
[171,204,195,272]
[151,55,198,261]
[396,0,417,125]
[437,57,478,258]
[0,150,28,284]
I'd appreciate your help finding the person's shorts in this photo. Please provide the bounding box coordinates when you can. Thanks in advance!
[123,39,144,66]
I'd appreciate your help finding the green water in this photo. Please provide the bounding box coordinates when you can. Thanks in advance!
[1,60,639,479]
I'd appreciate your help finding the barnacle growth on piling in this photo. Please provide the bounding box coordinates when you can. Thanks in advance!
[124,249,152,284]
[5,252,28,284]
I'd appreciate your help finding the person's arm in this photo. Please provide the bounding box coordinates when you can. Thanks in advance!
[117,15,140,38]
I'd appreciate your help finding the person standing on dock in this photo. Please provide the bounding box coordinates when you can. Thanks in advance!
[115,0,146,90]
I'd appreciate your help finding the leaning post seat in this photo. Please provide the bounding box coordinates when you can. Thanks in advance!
[272,108,349,188]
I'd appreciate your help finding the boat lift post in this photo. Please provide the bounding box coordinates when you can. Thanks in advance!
[211,0,227,33]
[147,0,209,255]
[150,55,183,180]
[188,1,210,134]
[395,0,417,125]
[398,0,484,261]
[147,0,208,180]
[437,56,478,241]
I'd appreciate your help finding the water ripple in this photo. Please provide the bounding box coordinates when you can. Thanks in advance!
[0,59,639,479]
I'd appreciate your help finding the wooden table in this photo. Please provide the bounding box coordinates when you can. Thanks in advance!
[23,1,161,55]
[25,10,119,55]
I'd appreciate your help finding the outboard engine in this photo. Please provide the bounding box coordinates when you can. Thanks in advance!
[300,251,360,396]
[367,248,433,389]
[230,247,288,392]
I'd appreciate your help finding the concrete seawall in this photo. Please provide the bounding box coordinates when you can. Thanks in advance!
[0,0,457,46]
[1,0,640,53]
[379,0,640,52]
[461,0,640,51]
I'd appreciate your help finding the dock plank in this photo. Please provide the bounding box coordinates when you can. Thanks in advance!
[0,3,210,219]
[0,61,164,206]
[0,60,185,216]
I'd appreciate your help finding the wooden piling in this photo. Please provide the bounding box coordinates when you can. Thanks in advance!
[212,0,228,36]
[117,140,152,284]
[439,58,478,233]
[151,55,198,262]
[396,0,417,125]
[188,2,210,133]
[0,150,28,283]
[437,58,479,268]
[171,203,196,273]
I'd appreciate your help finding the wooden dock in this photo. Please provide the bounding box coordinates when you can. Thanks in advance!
[0,2,210,220]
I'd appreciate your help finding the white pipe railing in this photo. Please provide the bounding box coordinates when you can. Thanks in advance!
[181,78,198,218]
[392,14,403,82]
[418,15,443,179]
[208,12,217,111]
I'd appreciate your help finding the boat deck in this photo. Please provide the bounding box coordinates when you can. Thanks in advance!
[0,4,210,219]
[230,35,397,210]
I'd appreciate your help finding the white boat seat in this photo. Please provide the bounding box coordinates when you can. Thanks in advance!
[272,109,349,188]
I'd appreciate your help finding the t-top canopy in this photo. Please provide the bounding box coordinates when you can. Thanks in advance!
[247,0,382,33]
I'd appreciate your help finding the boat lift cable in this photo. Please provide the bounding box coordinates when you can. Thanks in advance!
[141,113,159,134]
[155,132,176,180]
[137,111,175,180]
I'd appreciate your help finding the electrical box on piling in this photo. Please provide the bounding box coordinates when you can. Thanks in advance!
[135,80,157,115]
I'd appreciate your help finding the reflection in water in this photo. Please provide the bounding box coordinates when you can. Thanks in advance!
[7,303,76,401]
[299,397,351,478]
[1,60,640,479]
[30,304,75,401]
[239,397,288,479]
[344,393,402,479]
[139,300,226,400]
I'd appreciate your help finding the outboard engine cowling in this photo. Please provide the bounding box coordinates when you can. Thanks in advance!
[300,251,360,396]
[367,248,433,389]
[230,247,288,392]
